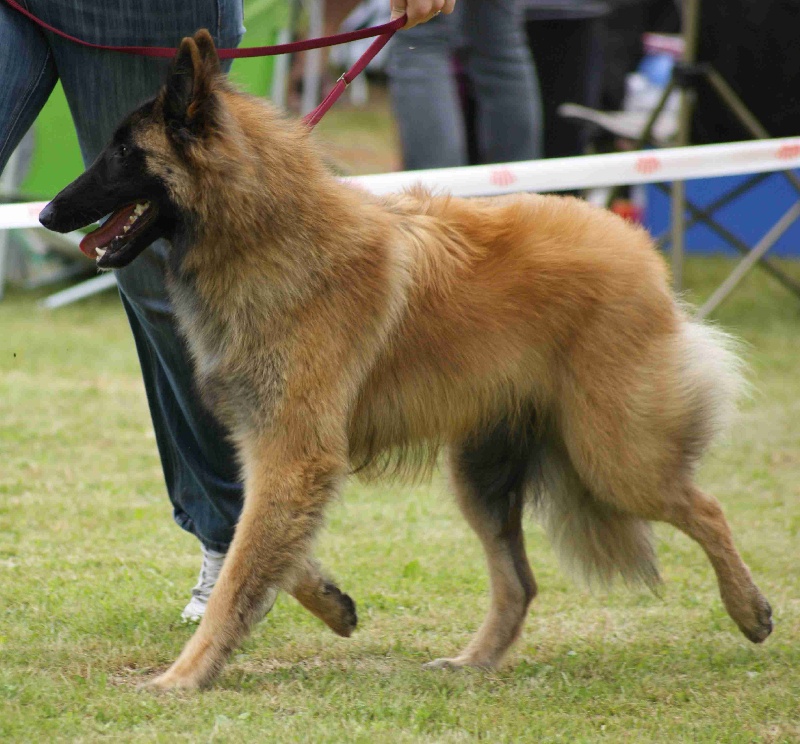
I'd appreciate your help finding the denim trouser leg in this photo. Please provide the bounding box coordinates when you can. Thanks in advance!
[0,0,246,551]
[0,1,57,168]
[387,0,542,169]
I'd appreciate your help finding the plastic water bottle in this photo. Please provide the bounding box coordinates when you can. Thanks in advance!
[623,33,683,124]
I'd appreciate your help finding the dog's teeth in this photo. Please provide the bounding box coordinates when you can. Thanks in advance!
[96,247,107,258]
[134,203,147,215]
[123,224,130,233]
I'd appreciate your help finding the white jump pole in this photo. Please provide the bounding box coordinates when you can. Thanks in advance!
[2,136,798,310]
[3,137,800,232]
[347,137,800,197]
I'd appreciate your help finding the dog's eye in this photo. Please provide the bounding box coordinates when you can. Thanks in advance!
[118,144,130,158]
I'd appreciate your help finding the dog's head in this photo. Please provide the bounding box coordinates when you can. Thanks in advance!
[39,30,224,269]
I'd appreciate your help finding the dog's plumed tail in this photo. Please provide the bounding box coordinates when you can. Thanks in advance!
[531,441,662,591]
[672,314,747,457]
[531,314,744,592]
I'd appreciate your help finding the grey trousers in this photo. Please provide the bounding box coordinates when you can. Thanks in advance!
[387,0,543,170]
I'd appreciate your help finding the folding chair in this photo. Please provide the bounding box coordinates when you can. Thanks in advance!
[559,0,800,317]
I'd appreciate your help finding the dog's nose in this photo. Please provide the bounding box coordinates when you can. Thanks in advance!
[39,202,57,230]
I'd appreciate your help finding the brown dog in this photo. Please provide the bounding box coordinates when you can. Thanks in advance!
[40,30,772,689]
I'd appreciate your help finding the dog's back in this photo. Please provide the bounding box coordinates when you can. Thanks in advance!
[351,189,675,469]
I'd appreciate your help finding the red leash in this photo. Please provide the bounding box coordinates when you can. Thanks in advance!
[0,0,405,126]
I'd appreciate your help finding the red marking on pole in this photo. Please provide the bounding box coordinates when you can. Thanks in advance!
[635,156,661,175]
[489,168,517,187]
[776,143,800,160]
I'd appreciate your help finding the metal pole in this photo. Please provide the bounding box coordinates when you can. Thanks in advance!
[697,200,800,318]
[669,0,701,291]
[654,181,800,298]
[656,173,770,248]
[39,273,118,310]
[300,0,324,116]
[704,66,800,196]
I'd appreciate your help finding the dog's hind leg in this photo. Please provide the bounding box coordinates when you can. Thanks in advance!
[559,414,772,641]
[554,317,771,643]
[657,483,773,643]
[424,420,537,671]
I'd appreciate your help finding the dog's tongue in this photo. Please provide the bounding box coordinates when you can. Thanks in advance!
[79,204,137,257]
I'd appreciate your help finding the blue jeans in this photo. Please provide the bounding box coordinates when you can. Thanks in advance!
[387,0,542,169]
[0,0,246,551]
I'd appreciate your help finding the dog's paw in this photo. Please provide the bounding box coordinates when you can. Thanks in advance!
[322,583,358,638]
[422,656,491,671]
[143,669,203,692]
[422,657,463,671]
[724,585,774,645]
[740,596,773,644]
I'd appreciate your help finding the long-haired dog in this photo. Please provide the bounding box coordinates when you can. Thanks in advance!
[40,31,772,689]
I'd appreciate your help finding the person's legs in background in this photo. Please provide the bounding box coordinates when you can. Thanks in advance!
[386,10,467,169]
[462,0,543,163]
[386,0,542,170]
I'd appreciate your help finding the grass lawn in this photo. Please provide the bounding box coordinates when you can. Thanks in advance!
[1,257,799,742]
[1,93,800,739]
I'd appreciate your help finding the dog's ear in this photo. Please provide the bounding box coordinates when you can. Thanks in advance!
[193,29,221,74]
[162,30,220,144]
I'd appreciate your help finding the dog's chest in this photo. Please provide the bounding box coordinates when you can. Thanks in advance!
[170,277,226,366]
[168,276,286,432]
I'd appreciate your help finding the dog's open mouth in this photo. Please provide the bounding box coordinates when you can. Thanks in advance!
[79,201,158,267]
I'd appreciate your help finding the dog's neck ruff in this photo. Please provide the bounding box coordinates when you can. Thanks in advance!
[0,0,405,127]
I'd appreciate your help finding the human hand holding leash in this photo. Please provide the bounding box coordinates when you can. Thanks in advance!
[391,0,456,28]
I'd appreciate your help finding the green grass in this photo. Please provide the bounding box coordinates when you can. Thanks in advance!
[1,258,799,743]
[313,86,403,175]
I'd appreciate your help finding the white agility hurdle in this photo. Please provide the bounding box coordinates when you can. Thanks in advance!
[1,136,799,311]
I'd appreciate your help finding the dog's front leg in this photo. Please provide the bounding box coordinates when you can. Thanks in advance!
[149,434,345,690]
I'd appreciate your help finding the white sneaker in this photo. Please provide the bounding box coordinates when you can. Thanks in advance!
[181,544,226,623]
[180,544,278,623]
